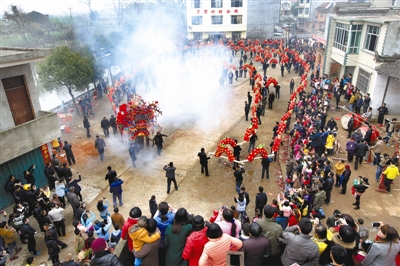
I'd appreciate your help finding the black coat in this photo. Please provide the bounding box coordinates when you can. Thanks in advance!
[83,118,90,128]
[90,250,123,266]
[101,119,110,129]
[261,158,270,168]
[198,152,209,165]
[234,168,245,182]
[105,170,117,185]
[63,144,74,155]
[354,143,369,157]
[255,192,268,210]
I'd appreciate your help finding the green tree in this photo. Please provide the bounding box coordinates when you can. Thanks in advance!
[37,46,94,115]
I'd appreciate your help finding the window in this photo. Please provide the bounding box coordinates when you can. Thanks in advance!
[232,31,241,40]
[306,0,310,3]
[356,68,371,93]
[192,16,203,25]
[231,15,242,24]
[211,0,222,8]
[333,22,350,52]
[305,8,309,15]
[300,0,304,3]
[191,0,202,8]
[211,15,223,24]
[194,32,203,40]
[364,25,380,52]
[298,8,304,15]
[231,0,243,7]
[348,24,363,53]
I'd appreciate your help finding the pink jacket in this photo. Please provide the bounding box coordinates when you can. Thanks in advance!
[199,233,243,266]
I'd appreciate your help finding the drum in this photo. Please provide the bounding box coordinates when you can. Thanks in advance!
[359,126,380,144]
[340,113,364,130]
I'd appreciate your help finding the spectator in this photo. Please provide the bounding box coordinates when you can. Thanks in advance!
[242,222,270,265]
[90,238,122,266]
[281,217,319,265]
[182,215,208,266]
[198,223,243,266]
[111,207,125,231]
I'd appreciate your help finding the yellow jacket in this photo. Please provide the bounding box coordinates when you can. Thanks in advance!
[312,229,333,254]
[128,225,160,251]
[383,165,400,180]
[335,162,345,176]
[0,227,17,244]
[325,135,335,149]
[349,95,355,104]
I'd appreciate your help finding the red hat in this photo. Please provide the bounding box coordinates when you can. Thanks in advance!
[91,238,106,253]
[345,165,350,170]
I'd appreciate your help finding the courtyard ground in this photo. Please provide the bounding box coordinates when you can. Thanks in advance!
[6,53,399,265]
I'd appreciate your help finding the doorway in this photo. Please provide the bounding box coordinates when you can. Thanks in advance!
[2,75,35,126]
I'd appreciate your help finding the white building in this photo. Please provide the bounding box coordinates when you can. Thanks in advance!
[323,6,400,115]
[186,0,248,40]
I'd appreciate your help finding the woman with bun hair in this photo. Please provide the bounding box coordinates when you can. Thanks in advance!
[182,215,208,266]
[362,224,400,266]
[199,223,243,266]
[215,208,241,238]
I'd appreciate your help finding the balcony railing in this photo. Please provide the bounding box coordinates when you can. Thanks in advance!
[0,110,61,164]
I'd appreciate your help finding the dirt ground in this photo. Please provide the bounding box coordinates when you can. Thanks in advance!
[8,54,400,265]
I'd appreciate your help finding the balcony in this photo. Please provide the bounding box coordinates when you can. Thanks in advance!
[311,29,326,45]
[0,110,61,164]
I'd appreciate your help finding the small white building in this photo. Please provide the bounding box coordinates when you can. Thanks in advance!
[186,0,248,40]
[323,7,400,116]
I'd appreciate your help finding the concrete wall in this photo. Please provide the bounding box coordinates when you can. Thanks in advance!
[247,0,280,38]
[0,63,41,131]
[0,110,61,164]
[382,21,400,57]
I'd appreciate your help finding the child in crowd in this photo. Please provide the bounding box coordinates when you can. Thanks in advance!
[128,216,161,266]
[111,224,122,243]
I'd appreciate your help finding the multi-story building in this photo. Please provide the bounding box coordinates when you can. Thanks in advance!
[186,0,248,40]
[186,0,280,40]
[297,0,347,36]
[323,3,400,115]
[0,48,60,209]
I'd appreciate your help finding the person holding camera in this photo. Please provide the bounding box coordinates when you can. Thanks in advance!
[163,162,178,194]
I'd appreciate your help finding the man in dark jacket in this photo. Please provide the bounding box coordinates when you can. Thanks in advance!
[109,115,117,135]
[61,163,73,180]
[255,186,267,212]
[21,217,40,256]
[247,91,252,104]
[281,217,319,266]
[233,139,242,168]
[105,166,117,186]
[377,103,388,126]
[353,140,369,170]
[67,173,82,201]
[153,132,168,156]
[101,117,110,138]
[324,172,335,205]
[261,157,270,179]
[244,101,250,121]
[243,223,270,265]
[309,130,322,156]
[163,162,178,194]
[44,162,57,190]
[110,178,124,207]
[347,115,354,138]
[95,135,106,162]
[248,133,258,153]
[234,166,245,194]
[63,141,76,165]
[83,115,91,138]
[90,238,123,266]
[198,148,210,176]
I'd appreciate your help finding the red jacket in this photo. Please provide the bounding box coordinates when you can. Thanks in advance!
[121,217,138,252]
[182,227,208,266]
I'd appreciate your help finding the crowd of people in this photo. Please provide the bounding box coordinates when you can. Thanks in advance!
[1,37,399,266]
